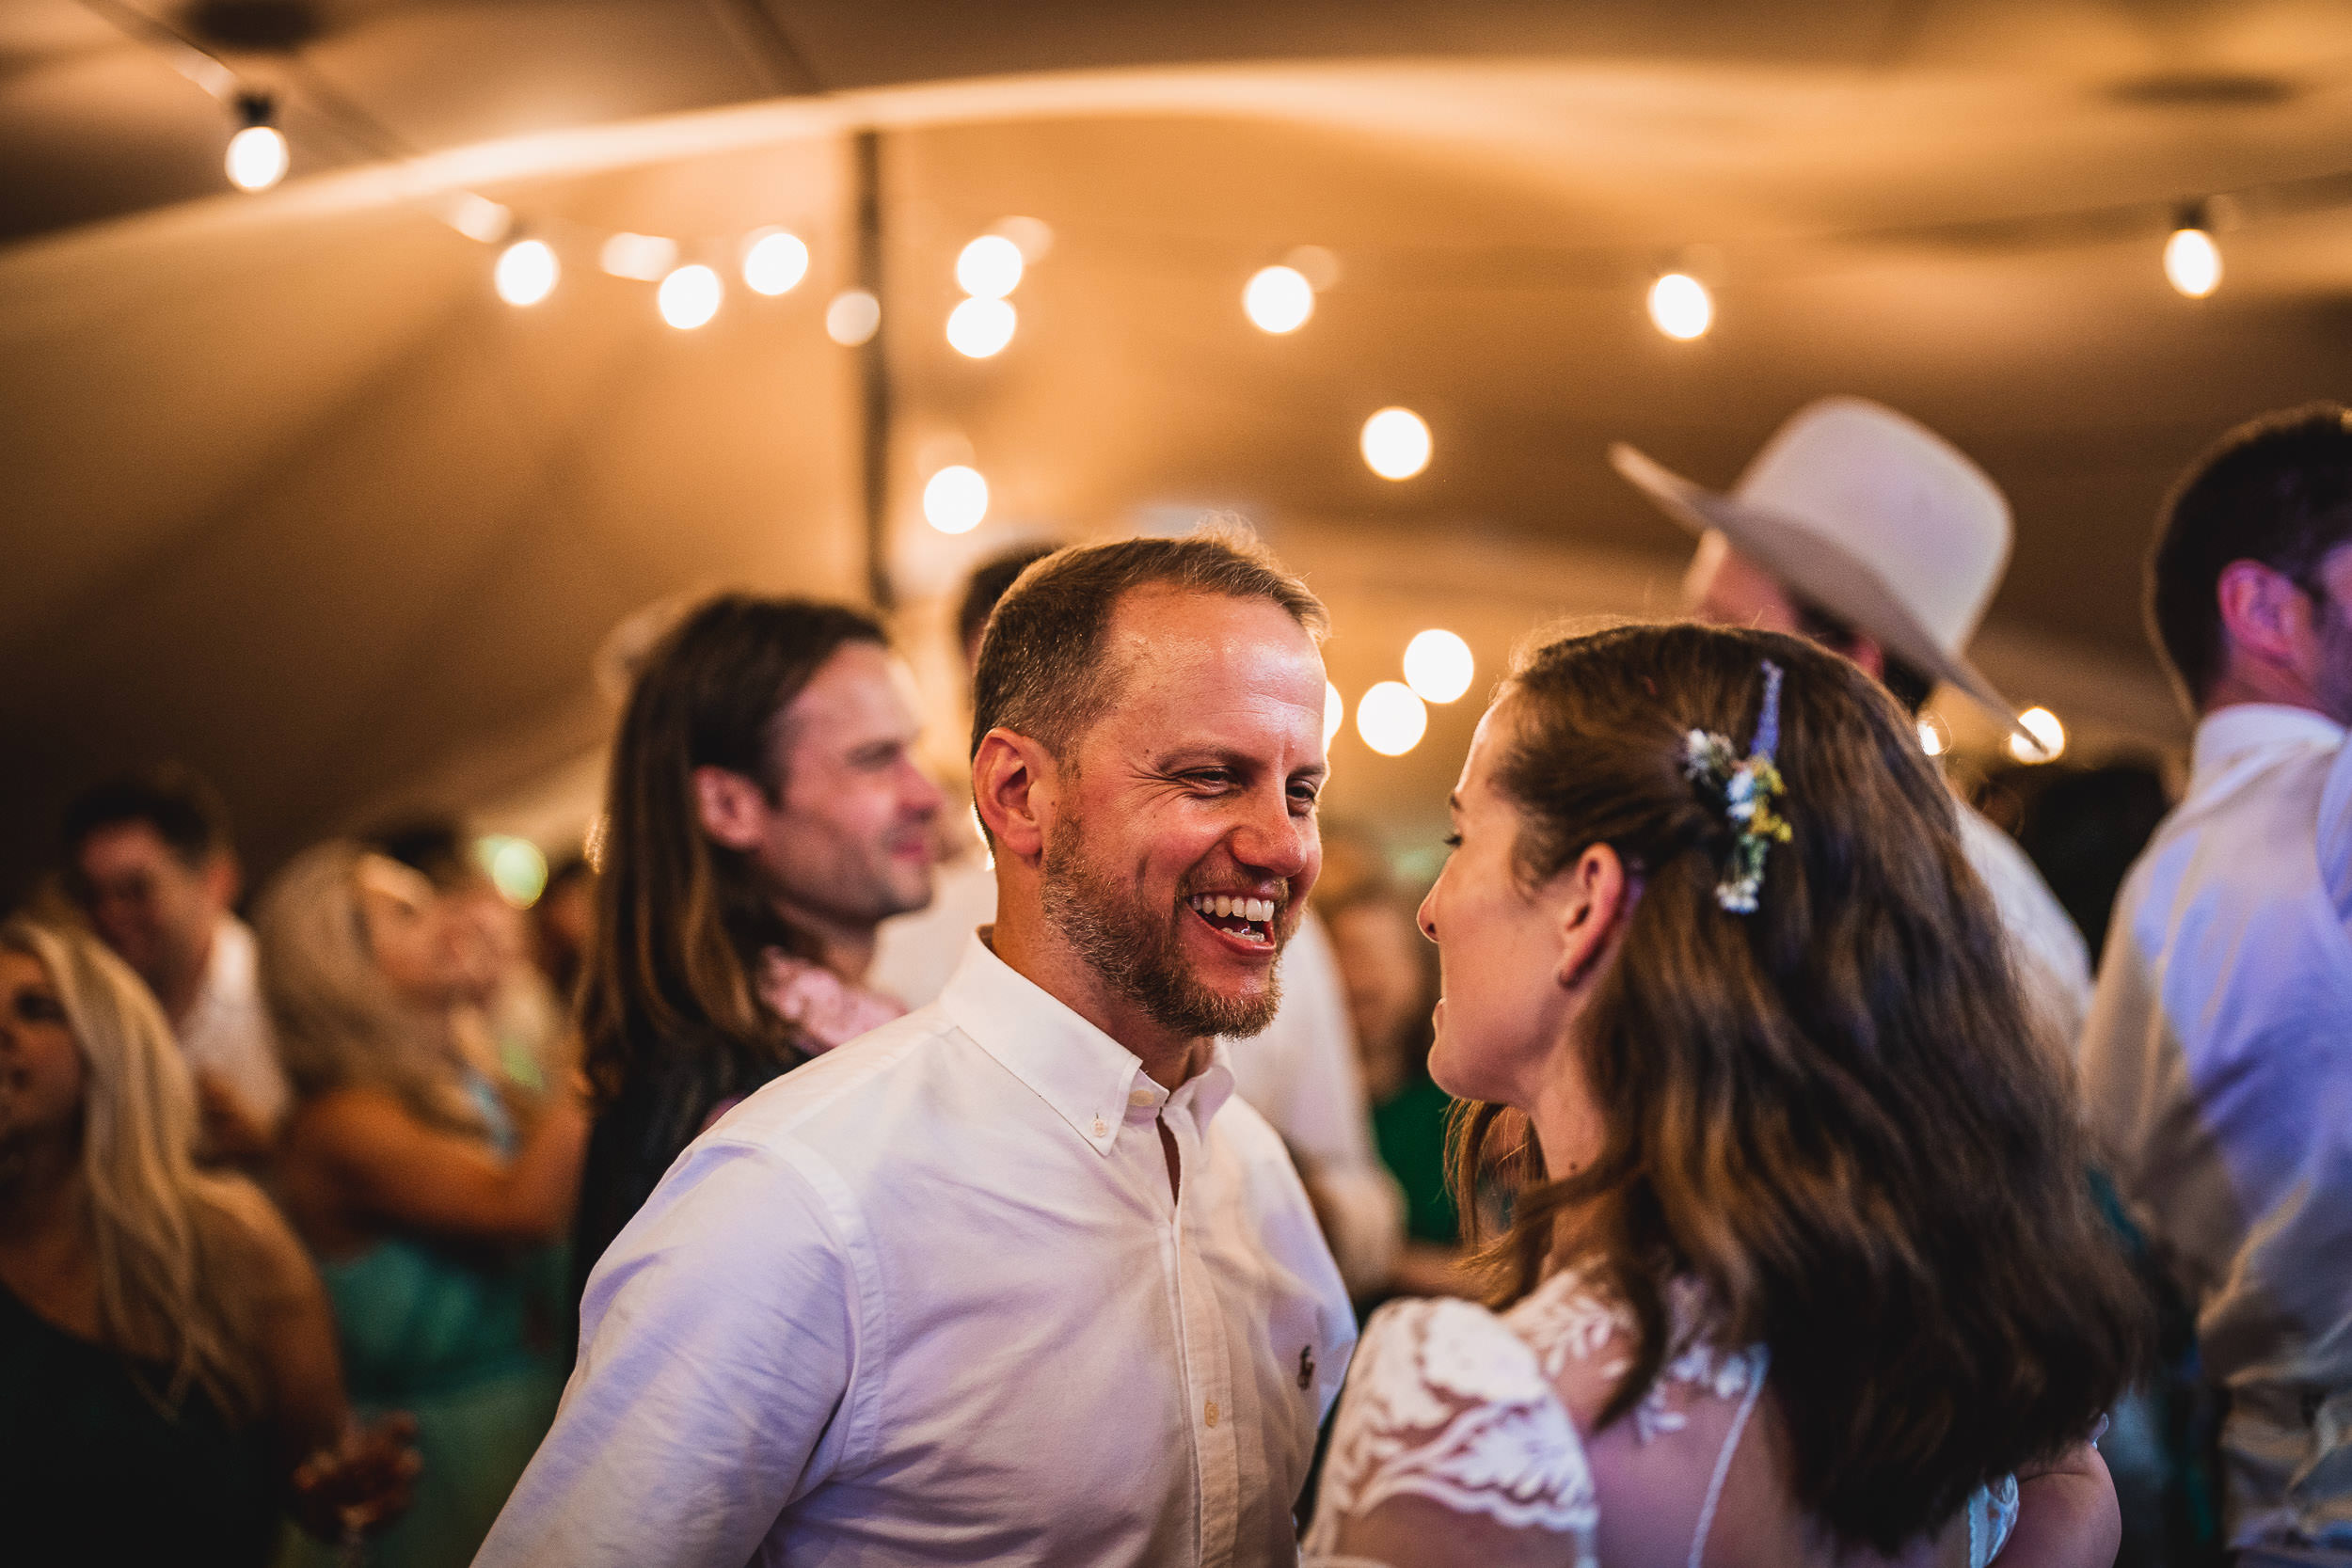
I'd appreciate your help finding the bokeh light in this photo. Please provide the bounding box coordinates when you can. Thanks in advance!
[956,234,1025,298]
[493,239,559,306]
[658,264,723,329]
[1917,715,1949,757]
[225,124,289,191]
[826,290,882,345]
[742,229,810,295]
[946,296,1017,357]
[1324,682,1343,749]
[1403,629,1475,704]
[1243,265,1314,334]
[2164,227,2221,298]
[1356,681,1429,756]
[448,195,511,243]
[1360,407,1432,481]
[601,231,678,280]
[1648,273,1713,340]
[2007,705,2068,765]
[477,835,548,909]
[924,466,989,533]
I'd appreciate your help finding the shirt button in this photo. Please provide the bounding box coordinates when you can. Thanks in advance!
[1204,1401,1218,1428]
[1090,1117,1107,1138]
[1128,1088,1154,1107]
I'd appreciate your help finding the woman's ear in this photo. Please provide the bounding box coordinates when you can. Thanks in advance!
[1555,843,1632,993]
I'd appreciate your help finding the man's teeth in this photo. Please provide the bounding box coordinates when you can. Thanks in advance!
[1188,894,1278,923]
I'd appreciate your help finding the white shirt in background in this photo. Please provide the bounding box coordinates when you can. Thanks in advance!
[477,934,1358,1568]
[179,914,291,1132]
[873,858,1405,1295]
[2080,704,2352,1554]
[1953,800,2095,1051]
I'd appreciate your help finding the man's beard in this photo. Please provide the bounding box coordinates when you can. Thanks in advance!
[1041,817,1284,1040]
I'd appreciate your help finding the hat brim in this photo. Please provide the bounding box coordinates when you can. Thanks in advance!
[1610,442,2028,738]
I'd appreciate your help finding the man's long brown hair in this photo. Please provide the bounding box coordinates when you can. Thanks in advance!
[1451,622,2146,1553]
[577,594,884,1101]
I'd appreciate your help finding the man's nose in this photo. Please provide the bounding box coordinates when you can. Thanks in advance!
[902,762,946,819]
[1230,794,1311,879]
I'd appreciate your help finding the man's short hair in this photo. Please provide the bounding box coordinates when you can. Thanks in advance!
[62,763,234,868]
[957,543,1058,664]
[2152,404,2352,704]
[970,527,1328,762]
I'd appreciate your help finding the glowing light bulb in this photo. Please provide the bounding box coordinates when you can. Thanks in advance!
[658,264,722,329]
[448,194,510,243]
[2007,706,2067,765]
[924,466,989,533]
[225,124,289,191]
[1356,681,1429,756]
[1917,716,1949,758]
[1324,682,1344,749]
[827,290,882,346]
[2165,227,2221,298]
[1403,629,1475,704]
[956,234,1025,298]
[1648,273,1713,340]
[1243,265,1314,334]
[476,835,548,909]
[601,232,678,281]
[946,296,1016,357]
[742,229,810,295]
[494,239,559,306]
[1360,407,1432,481]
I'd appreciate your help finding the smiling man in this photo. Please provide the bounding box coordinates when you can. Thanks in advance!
[478,531,1356,1568]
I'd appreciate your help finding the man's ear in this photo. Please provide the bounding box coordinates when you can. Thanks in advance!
[972,729,1055,863]
[1554,843,1633,993]
[2217,559,2318,673]
[691,767,771,852]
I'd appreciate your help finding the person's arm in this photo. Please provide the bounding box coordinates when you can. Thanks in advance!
[305,1083,587,1246]
[473,1137,861,1568]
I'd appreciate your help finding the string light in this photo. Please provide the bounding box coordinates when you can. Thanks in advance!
[826,290,881,346]
[2007,706,2068,765]
[956,235,1025,299]
[1917,715,1949,757]
[1324,682,1343,749]
[493,239,558,306]
[1360,407,1432,481]
[1356,682,1429,756]
[1403,629,1475,704]
[224,92,288,191]
[475,835,548,909]
[1648,273,1713,340]
[2164,215,2222,298]
[946,296,1016,358]
[741,229,810,295]
[657,264,722,329]
[1244,265,1314,334]
[447,194,511,244]
[923,466,989,533]
[602,232,678,281]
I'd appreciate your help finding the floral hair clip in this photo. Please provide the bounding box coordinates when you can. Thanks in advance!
[1681,660,1792,914]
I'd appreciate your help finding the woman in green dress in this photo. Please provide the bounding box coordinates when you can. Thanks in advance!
[258,844,587,1568]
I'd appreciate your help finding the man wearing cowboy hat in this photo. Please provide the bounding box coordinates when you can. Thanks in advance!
[1612,396,2094,1048]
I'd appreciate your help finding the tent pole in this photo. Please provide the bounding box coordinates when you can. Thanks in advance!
[854,126,896,611]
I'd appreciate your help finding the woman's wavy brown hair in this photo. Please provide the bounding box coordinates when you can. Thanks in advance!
[1450,622,2147,1553]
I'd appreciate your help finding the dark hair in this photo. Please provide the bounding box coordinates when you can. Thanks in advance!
[970,526,1327,762]
[62,764,234,868]
[2152,403,2352,705]
[957,543,1058,667]
[1452,622,2146,1553]
[365,816,475,891]
[578,594,886,1104]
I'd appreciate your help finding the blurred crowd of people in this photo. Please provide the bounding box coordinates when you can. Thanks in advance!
[3,396,2348,1568]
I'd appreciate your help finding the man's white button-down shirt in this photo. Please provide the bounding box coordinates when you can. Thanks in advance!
[2081,704,2352,1551]
[477,934,1358,1568]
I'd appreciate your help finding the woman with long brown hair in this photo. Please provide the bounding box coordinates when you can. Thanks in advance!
[0,917,413,1566]
[1304,624,2147,1566]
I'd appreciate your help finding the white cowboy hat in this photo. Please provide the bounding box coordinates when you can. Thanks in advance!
[1610,396,2023,729]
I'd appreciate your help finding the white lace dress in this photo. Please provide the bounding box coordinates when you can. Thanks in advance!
[1304,1268,2019,1568]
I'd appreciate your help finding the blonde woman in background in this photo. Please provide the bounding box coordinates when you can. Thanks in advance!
[0,918,414,1568]
[259,844,587,1568]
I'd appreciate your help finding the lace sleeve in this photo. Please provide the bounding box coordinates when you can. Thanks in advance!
[1304,1297,1598,1568]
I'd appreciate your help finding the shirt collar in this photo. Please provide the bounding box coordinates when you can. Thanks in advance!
[939,933,1164,1156]
[2189,704,2344,799]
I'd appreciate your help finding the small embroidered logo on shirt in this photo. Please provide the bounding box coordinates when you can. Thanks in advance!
[1297,1345,1315,1390]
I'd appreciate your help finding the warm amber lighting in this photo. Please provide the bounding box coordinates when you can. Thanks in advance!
[1356,682,1429,756]
[827,290,881,345]
[1917,716,1949,758]
[1403,629,1474,704]
[658,264,722,329]
[946,296,1016,357]
[494,240,558,306]
[2165,228,2221,298]
[742,229,810,295]
[601,232,678,281]
[924,466,989,533]
[1244,266,1314,334]
[2007,706,2067,765]
[1648,273,1713,340]
[225,124,288,191]
[1361,407,1432,481]
[1323,682,1343,749]
[956,235,1025,299]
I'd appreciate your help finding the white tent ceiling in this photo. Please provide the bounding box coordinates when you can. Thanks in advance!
[7,0,2351,894]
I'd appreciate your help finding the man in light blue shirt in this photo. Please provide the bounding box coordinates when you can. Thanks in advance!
[2082,405,2352,1561]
